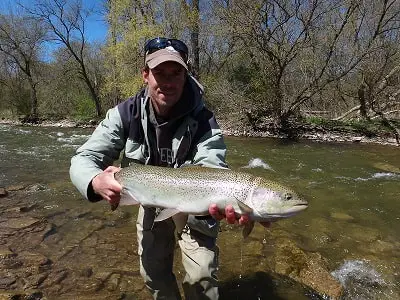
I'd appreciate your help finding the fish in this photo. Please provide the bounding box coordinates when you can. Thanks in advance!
[113,163,308,237]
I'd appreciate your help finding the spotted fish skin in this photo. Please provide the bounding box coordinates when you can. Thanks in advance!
[114,164,308,227]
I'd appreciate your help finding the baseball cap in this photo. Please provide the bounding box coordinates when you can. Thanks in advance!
[144,38,188,70]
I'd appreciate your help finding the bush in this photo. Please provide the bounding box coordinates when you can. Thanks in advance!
[72,95,97,120]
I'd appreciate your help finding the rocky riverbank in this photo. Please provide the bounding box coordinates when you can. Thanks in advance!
[1,117,399,147]
[216,117,400,147]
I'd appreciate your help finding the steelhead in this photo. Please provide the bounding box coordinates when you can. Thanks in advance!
[114,164,308,237]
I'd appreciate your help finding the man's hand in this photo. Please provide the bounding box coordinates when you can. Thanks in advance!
[91,166,122,206]
[208,204,271,228]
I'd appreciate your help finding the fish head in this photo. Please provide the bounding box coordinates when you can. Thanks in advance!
[249,177,308,221]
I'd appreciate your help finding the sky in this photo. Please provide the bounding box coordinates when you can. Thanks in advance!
[0,0,108,44]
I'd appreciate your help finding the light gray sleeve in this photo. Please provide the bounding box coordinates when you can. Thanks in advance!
[192,127,228,169]
[69,107,126,199]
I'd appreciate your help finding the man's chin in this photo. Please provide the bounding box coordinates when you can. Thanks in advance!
[159,96,178,105]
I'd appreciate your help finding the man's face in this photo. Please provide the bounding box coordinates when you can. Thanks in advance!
[142,61,186,117]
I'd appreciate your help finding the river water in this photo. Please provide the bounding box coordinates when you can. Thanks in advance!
[0,124,399,299]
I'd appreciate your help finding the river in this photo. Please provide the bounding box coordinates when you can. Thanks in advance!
[0,124,399,299]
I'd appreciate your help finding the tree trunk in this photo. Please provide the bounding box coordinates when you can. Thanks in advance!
[358,82,369,120]
[108,0,120,107]
[190,0,200,78]
[26,73,39,123]
[86,76,102,117]
[79,60,102,117]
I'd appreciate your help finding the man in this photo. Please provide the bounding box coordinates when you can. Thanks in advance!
[70,37,248,299]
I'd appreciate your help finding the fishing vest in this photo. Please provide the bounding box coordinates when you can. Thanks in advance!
[117,78,215,168]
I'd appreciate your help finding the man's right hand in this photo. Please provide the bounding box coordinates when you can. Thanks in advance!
[91,166,122,206]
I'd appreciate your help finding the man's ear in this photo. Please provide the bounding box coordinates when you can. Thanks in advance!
[142,68,149,83]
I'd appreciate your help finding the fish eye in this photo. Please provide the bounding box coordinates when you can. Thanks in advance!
[284,193,292,201]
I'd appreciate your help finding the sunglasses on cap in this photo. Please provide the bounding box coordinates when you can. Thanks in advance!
[144,37,189,61]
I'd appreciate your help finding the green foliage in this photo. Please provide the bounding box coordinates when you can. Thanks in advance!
[72,95,97,120]
[102,0,165,101]
[0,109,14,119]
[306,117,327,126]
[227,63,254,89]
[0,83,31,116]
[14,93,31,115]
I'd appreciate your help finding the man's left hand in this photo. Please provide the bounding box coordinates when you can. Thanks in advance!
[208,204,271,228]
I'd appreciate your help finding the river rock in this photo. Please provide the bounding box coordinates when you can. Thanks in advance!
[373,162,400,173]
[299,232,334,252]
[79,267,93,278]
[351,136,363,143]
[23,272,49,289]
[26,184,48,193]
[272,238,343,299]
[0,188,7,198]
[217,226,343,298]
[0,247,22,270]
[5,184,26,191]
[106,273,121,291]
[5,204,37,213]
[0,273,16,289]
[41,269,68,287]
[346,224,380,243]
[18,251,52,271]
[0,291,43,300]
[0,254,22,269]
[2,217,41,229]
[330,212,355,221]
[367,239,397,254]
[243,240,264,256]
[0,246,15,259]
[77,278,104,293]
[0,291,14,300]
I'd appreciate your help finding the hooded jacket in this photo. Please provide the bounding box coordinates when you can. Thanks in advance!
[70,75,227,202]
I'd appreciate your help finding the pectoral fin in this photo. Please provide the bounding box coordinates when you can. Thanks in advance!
[237,200,253,214]
[242,221,255,238]
[119,189,140,206]
[155,208,181,222]
[153,209,188,233]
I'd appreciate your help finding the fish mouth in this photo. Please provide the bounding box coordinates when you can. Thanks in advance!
[258,203,308,221]
[289,203,308,212]
[279,203,308,217]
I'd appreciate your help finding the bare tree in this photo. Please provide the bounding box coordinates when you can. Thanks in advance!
[23,0,103,116]
[215,0,400,130]
[181,0,200,78]
[335,0,400,120]
[103,0,120,107]
[0,12,46,122]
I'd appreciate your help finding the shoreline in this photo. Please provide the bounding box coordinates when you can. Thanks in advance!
[220,126,399,147]
[1,118,398,147]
